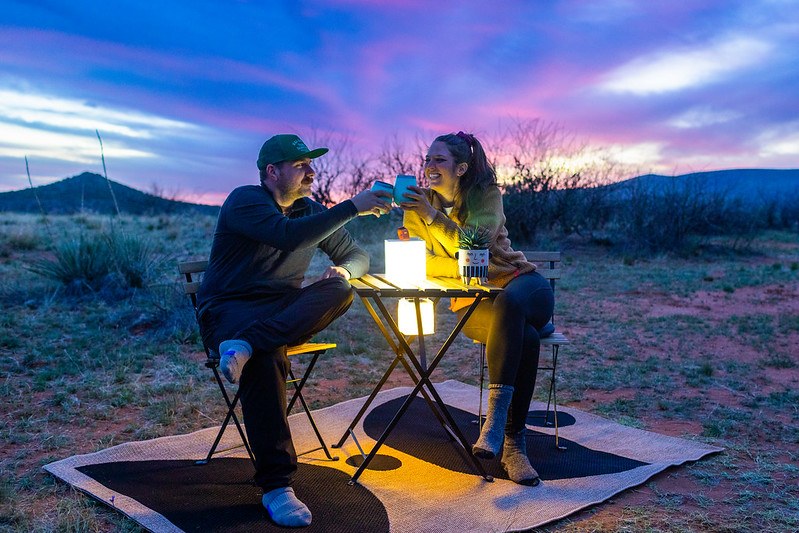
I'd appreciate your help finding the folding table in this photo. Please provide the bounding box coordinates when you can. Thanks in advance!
[334,273,503,484]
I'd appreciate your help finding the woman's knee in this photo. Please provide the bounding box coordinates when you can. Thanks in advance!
[493,290,526,316]
[497,279,554,325]
[457,306,490,343]
[461,322,488,344]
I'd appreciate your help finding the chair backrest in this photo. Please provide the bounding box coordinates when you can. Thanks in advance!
[522,251,562,324]
[522,251,561,289]
[177,260,209,311]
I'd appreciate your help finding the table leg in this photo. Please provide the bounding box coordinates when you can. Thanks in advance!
[370,296,454,428]
[349,364,493,484]
[334,294,449,449]
[349,294,494,483]
[413,297,427,370]
[332,355,403,449]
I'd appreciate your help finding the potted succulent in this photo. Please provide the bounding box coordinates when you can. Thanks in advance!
[456,225,491,284]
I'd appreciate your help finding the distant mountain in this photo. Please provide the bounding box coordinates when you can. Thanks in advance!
[609,169,799,202]
[0,172,220,216]
[4,168,794,217]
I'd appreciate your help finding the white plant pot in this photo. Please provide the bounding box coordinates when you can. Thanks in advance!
[457,248,490,285]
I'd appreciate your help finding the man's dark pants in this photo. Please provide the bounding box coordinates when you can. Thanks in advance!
[199,277,354,491]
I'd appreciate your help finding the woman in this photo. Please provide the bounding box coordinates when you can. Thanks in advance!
[400,132,554,486]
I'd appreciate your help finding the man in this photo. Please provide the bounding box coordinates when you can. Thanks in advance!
[196,134,390,527]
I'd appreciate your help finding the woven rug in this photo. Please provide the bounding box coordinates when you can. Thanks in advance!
[44,380,722,532]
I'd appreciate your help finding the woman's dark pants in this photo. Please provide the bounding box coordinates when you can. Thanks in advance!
[457,271,554,434]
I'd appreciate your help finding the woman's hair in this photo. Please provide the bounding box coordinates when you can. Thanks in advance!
[434,131,496,224]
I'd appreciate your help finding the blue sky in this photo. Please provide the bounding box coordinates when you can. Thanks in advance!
[1,0,797,205]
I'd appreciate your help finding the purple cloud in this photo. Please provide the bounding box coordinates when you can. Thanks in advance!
[1,0,797,200]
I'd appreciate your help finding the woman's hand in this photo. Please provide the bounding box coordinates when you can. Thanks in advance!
[399,186,437,224]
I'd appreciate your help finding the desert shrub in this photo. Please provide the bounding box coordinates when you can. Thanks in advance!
[768,192,799,231]
[611,178,702,252]
[705,197,761,251]
[607,176,766,253]
[27,233,114,293]
[502,179,615,245]
[134,279,201,343]
[501,172,555,244]
[106,230,165,289]
[27,228,166,294]
[0,222,45,258]
[2,230,40,252]
[548,184,613,237]
[488,119,632,245]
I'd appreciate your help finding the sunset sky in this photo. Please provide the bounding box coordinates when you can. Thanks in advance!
[1,0,797,205]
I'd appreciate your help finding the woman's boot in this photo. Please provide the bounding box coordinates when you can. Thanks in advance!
[501,429,540,486]
[472,384,514,459]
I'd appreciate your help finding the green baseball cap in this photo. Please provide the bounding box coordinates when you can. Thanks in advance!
[256,134,329,169]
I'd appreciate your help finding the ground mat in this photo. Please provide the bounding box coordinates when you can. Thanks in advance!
[44,380,722,532]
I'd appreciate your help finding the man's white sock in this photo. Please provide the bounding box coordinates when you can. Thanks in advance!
[217,339,252,384]
[262,487,312,527]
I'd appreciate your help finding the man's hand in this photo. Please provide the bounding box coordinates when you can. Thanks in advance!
[398,186,437,225]
[350,189,392,217]
[320,266,351,280]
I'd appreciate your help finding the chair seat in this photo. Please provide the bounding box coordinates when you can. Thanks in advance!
[541,332,569,346]
[208,342,337,361]
[288,343,337,356]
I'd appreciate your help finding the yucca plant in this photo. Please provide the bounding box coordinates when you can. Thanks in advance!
[27,229,165,293]
[27,233,113,293]
[457,225,491,249]
[106,230,162,289]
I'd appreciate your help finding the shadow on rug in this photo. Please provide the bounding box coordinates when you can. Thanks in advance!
[44,380,722,532]
[78,459,388,532]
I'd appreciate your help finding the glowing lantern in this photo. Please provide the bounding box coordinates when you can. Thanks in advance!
[384,238,426,285]
[397,298,435,336]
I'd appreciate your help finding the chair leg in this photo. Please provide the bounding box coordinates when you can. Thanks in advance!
[547,344,566,451]
[543,356,555,426]
[196,365,256,466]
[476,343,486,431]
[200,352,340,466]
[287,355,338,461]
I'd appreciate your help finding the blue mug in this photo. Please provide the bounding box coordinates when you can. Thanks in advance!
[393,175,416,204]
[371,180,394,197]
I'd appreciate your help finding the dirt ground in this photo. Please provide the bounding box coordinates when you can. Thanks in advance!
[545,255,799,531]
[4,234,798,532]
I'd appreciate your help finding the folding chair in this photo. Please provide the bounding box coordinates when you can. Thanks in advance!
[178,259,338,466]
[476,251,570,450]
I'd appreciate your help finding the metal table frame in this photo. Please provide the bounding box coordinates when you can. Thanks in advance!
[333,274,502,484]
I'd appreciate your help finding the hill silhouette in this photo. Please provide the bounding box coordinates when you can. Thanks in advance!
[610,168,799,202]
[0,172,219,216]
